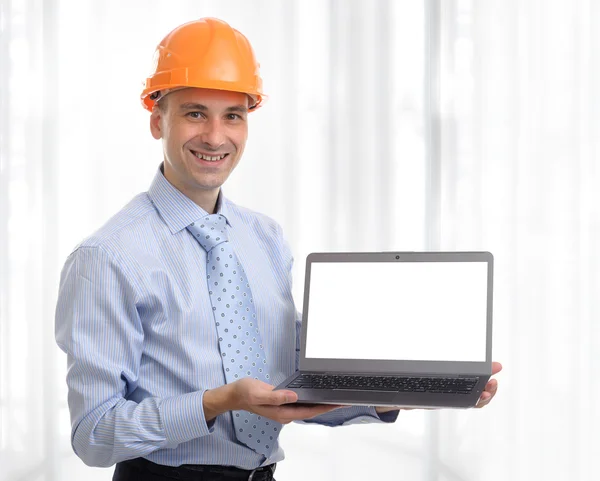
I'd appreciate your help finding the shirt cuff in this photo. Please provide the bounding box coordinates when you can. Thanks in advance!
[297,405,399,427]
[371,406,400,423]
[159,389,215,446]
[340,405,399,425]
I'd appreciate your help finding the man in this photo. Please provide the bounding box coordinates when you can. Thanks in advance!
[55,18,501,481]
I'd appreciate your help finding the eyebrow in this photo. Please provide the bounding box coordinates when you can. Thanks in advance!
[178,103,248,114]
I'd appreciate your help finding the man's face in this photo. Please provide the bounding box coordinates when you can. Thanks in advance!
[150,87,249,201]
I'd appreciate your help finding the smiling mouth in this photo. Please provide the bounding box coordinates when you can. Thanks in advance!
[191,150,229,162]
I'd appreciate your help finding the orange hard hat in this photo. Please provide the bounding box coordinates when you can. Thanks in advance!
[141,18,265,112]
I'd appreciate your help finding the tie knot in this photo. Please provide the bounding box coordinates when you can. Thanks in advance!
[187,214,229,252]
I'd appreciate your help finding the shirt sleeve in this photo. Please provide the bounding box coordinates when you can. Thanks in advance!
[276,227,399,427]
[296,404,400,426]
[55,246,215,467]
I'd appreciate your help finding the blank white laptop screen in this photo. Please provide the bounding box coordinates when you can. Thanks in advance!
[304,261,488,362]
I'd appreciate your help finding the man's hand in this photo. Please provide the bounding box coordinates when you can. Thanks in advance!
[474,361,502,408]
[232,378,347,423]
[374,361,503,414]
[204,378,344,424]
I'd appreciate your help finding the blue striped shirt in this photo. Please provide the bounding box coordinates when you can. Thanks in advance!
[55,165,397,469]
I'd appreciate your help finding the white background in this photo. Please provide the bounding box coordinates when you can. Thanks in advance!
[1,1,599,480]
[305,262,487,362]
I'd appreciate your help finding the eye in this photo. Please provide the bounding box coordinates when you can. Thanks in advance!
[226,113,243,121]
[186,111,205,119]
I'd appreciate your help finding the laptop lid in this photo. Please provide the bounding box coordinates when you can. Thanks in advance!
[299,251,493,376]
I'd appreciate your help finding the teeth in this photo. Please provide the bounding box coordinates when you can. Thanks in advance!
[193,151,227,162]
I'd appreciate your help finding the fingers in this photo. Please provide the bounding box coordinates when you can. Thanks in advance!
[476,393,491,408]
[254,389,298,407]
[234,378,299,409]
[271,390,299,405]
[475,367,500,409]
[476,379,498,408]
[491,362,503,375]
[486,379,498,391]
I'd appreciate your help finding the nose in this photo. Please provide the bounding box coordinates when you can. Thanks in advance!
[200,117,226,149]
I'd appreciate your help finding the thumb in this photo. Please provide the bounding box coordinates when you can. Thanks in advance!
[266,389,298,406]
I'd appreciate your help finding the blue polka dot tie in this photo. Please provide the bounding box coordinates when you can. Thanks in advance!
[187,214,281,457]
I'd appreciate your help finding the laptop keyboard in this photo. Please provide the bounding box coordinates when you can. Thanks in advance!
[287,374,478,394]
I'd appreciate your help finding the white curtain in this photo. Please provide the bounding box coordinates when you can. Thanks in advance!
[0,1,598,480]
[437,2,599,480]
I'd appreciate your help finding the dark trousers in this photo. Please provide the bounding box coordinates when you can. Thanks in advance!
[113,457,277,481]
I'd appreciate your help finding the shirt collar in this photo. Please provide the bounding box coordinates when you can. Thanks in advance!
[147,164,233,234]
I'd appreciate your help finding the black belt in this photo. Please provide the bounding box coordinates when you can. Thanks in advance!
[113,457,276,481]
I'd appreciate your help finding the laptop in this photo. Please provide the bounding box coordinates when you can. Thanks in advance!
[274,251,494,409]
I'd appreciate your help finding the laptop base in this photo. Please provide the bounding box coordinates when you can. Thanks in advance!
[275,372,490,409]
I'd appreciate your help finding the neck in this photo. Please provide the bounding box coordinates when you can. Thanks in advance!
[162,164,220,214]
[187,188,219,214]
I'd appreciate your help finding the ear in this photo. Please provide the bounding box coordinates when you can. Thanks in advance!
[150,107,163,140]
